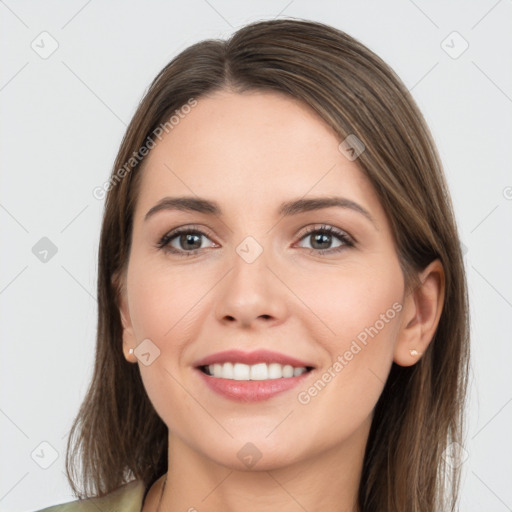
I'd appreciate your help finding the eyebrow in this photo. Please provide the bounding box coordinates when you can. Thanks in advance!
[144,195,376,226]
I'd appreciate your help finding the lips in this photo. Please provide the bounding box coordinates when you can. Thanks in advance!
[192,349,316,402]
[193,349,315,368]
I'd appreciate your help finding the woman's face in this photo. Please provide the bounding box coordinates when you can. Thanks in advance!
[119,90,407,470]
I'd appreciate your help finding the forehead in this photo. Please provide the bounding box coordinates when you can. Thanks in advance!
[135,90,381,221]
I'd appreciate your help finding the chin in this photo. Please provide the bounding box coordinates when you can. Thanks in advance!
[189,430,312,473]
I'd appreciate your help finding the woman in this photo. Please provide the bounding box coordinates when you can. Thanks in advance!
[33,17,470,512]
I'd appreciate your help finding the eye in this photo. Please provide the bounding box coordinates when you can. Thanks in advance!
[156,223,354,257]
[295,224,354,255]
[156,225,217,256]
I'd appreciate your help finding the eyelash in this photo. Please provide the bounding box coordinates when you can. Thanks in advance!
[156,224,355,257]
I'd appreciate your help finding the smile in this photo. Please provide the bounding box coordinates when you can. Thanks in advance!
[193,349,316,402]
[199,362,312,380]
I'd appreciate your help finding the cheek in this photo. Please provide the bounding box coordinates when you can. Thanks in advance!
[290,259,403,352]
[124,255,215,426]
[126,265,201,440]
[291,263,403,423]
[126,254,208,342]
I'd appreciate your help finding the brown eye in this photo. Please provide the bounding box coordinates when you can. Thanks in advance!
[157,226,216,256]
[296,225,354,255]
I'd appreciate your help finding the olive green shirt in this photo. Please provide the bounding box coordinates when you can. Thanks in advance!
[31,480,147,512]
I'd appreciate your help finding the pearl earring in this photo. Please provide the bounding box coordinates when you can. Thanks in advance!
[409,349,419,356]
[129,348,134,355]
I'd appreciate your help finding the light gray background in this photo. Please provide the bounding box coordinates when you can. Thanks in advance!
[1,1,511,511]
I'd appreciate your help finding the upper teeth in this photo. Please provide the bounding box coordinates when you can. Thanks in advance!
[206,362,308,380]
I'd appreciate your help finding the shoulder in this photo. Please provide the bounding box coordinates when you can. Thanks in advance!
[29,479,146,512]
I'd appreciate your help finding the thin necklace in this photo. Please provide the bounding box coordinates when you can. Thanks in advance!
[156,474,167,512]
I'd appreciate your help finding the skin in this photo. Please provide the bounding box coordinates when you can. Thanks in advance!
[118,89,445,512]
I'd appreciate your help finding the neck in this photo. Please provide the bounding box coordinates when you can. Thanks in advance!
[157,419,370,512]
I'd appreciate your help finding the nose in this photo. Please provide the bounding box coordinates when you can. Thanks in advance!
[214,244,289,329]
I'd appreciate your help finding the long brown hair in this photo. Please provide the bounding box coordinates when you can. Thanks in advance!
[65,18,470,511]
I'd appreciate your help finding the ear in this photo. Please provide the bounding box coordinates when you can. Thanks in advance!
[393,259,445,366]
[114,272,138,364]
